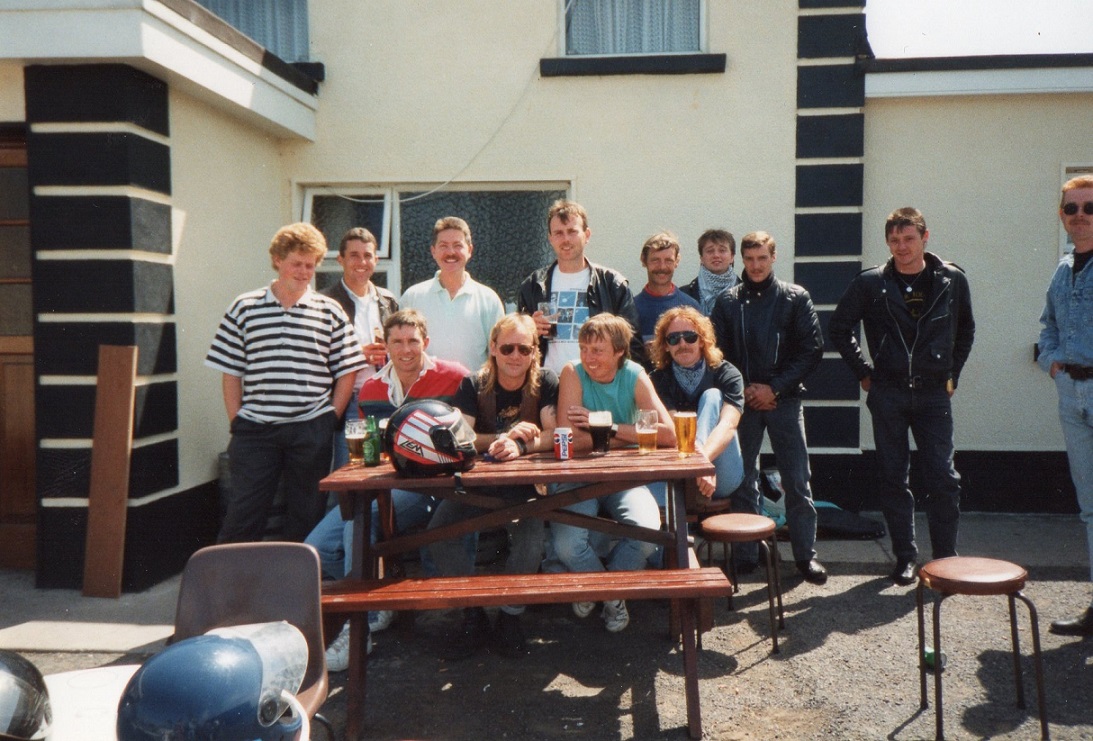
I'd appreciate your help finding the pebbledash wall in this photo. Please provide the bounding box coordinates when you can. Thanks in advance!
[0,0,1087,589]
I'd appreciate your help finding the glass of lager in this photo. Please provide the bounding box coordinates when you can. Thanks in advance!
[587,410,613,455]
[672,411,697,456]
[345,419,367,465]
[636,409,658,453]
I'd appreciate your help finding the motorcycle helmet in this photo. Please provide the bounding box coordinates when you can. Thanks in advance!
[116,622,307,741]
[384,399,477,476]
[0,650,51,741]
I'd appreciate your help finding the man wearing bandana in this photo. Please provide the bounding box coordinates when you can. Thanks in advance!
[681,228,739,315]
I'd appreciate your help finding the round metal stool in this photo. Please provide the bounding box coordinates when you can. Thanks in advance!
[916,556,1049,740]
[700,513,785,653]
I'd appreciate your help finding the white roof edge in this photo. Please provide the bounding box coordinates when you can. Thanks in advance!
[0,0,317,140]
[866,67,1093,98]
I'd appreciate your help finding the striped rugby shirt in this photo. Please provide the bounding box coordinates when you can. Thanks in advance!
[205,285,366,424]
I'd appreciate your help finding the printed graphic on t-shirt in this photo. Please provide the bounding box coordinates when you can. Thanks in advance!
[554,289,589,340]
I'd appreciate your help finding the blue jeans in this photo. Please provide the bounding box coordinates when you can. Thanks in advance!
[1055,372,1093,585]
[737,395,818,563]
[649,389,745,508]
[304,488,439,579]
[867,383,961,562]
[550,485,661,573]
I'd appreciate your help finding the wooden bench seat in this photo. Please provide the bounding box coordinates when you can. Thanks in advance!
[322,567,731,613]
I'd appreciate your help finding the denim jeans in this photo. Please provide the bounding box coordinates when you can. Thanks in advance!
[867,383,961,562]
[221,412,334,543]
[550,485,661,573]
[304,488,440,579]
[649,388,745,508]
[737,396,818,563]
[1055,372,1093,584]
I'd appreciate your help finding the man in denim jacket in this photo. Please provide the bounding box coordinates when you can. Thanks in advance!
[1039,176,1093,637]
[830,208,975,586]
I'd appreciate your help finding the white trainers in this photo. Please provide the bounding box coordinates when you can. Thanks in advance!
[602,600,630,633]
[369,610,395,632]
[325,623,372,673]
[572,601,596,619]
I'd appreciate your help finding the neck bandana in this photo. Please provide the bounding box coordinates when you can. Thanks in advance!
[697,266,737,313]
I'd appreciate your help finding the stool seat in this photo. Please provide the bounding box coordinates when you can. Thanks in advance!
[701,513,776,542]
[920,556,1027,596]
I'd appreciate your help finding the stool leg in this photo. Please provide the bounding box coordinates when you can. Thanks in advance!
[1008,594,1026,709]
[1014,592,1050,740]
[933,594,949,741]
[726,543,737,611]
[917,582,928,710]
[769,535,785,628]
[758,540,779,654]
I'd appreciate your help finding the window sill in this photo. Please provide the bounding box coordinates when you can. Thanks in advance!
[540,53,726,77]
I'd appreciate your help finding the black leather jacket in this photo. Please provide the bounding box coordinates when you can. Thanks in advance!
[321,280,399,328]
[710,274,823,398]
[829,252,975,386]
[517,260,647,366]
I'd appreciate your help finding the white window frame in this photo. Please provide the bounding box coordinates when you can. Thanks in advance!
[557,0,707,57]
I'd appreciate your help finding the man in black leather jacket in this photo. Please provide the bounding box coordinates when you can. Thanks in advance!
[711,231,827,584]
[829,207,975,586]
[517,200,645,371]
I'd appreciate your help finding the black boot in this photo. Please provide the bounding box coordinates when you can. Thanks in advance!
[443,607,491,661]
[1049,607,1093,637]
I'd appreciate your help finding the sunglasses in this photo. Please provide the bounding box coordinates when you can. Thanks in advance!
[499,343,534,357]
[666,331,699,346]
[1062,201,1093,216]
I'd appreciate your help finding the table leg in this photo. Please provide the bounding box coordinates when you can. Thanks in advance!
[670,478,703,739]
[345,490,374,739]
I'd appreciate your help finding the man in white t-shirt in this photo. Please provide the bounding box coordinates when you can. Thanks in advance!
[399,216,505,372]
[517,200,645,374]
[321,227,399,468]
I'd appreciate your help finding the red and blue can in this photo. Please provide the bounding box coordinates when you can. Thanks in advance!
[553,427,573,460]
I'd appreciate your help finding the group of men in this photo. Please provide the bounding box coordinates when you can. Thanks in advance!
[205,178,1093,679]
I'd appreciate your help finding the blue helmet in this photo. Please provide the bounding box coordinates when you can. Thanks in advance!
[116,622,307,741]
[0,651,51,741]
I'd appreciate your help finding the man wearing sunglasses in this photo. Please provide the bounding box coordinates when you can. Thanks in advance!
[1038,176,1093,637]
[430,313,560,658]
[830,208,975,587]
[711,231,827,584]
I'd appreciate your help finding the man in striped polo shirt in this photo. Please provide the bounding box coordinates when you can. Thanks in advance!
[206,222,366,543]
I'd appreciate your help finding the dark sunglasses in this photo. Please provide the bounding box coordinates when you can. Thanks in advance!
[1062,201,1093,216]
[666,331,699,346]
[499,343,534,357]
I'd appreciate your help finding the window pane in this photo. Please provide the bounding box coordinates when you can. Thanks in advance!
[0,226,30,280]
[0,284,32,336]
[398,190,564,308]
[0,169,29,221]
[195,0,309,62]
[311,194,386,255]
[566,0,700,55]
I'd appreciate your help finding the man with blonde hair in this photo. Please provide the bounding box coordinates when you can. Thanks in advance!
[1039,176,1093,636]
[429,313,560,658]
[205,222,365,543]
[400,216,505,371]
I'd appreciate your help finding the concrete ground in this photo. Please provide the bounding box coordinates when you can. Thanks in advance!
[2,512,1090,739]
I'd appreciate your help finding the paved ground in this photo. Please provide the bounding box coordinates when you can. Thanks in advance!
[3,512,1090,739]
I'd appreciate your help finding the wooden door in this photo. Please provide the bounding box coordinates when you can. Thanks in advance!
[0,127,35,569]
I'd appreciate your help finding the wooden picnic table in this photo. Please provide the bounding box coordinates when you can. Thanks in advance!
[320,448,721,739]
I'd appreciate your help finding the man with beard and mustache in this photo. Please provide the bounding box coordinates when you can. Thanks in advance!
[632,231,701,351]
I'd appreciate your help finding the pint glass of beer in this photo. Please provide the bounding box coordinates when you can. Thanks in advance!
[636,409,658,453]
[672,412,697,456]
[345,419,367,464]
[587,410,612,455]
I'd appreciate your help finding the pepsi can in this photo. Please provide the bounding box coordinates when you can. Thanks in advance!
[553,427,573,460]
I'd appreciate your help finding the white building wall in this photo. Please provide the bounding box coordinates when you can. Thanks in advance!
[0,62,24,120]
[170,89,286,487]
[283,0,801,287]
[863,91,1093,451]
